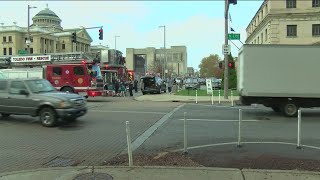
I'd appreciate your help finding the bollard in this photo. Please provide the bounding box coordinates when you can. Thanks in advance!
[237,109,242,147]
[183,112,188,154]
[195,90,198,104]
[297,110,302,149]
[218,90,221,105]
[211,92,214,105]
[126,121,133,166]
[231,90,234,107]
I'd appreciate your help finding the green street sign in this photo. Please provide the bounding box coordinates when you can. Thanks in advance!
[18,50,27,54]
[228,33,240,40]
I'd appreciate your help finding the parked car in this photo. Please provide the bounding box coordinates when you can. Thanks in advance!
[140,75,166,95]
[185,78,200,89]
[0,78,87,127]
[198,78,206,85]
[212,78,222,89]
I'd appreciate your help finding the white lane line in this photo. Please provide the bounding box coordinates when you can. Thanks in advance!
[176,119,261,122]
[187,103,261,110]
[89,110,167,115]
[121,103,186,154]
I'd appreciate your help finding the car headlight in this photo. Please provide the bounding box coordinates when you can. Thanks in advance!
[59,101,72,108]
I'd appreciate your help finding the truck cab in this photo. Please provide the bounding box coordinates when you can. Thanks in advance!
[46,63,104,97]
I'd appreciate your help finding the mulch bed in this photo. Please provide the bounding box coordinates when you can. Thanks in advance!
[104,151,320,171]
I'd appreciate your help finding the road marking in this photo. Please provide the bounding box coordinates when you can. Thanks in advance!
[89,110,167,115]
[187,103,264,110]
[177,119,261,122]
[121,103,186,154]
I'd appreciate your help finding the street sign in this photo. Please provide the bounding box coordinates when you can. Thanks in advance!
[18,50,27,55]
[228,33,241,40]
[206,78,213,94]
[222,44,231,54]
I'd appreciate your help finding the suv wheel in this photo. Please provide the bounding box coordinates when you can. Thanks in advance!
[39,108,57,127]
[1,113,10,118]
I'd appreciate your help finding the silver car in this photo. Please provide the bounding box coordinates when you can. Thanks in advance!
[0,78,87,127]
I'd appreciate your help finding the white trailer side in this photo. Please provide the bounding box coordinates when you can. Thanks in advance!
[237,44,320,117]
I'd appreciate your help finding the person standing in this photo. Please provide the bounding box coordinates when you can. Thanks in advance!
[167,77,173,94]
[129,81,134,96]
[134,79,138,93]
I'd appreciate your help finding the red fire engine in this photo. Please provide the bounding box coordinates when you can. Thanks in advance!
[0,53,104,98]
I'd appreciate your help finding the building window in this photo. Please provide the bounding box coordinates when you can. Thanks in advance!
[9,48,12,55]
[3,36,6,43]
[56,44,58,49]
[287,25,297,36]
[313,0,320,7]
[8,36,12,42]
[62,44,65,50]
[3,48,6,55]
[312,24,320,36]
[286,0,296,8]
[265,29,268,41]
[30,48,33,54]
[261,33,263,43]
[258,37,260,44]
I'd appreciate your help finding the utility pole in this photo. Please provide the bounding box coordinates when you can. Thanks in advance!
[224,0,230,99]
[159,25,166,80]
[115,35,120,63]
[27,5,37,54]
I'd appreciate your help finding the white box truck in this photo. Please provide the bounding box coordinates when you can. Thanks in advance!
[237,44,320,117]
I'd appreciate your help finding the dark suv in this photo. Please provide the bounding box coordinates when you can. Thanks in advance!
[0,78,87,127]
[140,75,166,95]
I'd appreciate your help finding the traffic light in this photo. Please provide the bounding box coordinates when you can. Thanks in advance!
[228,61,235,69]
[71,32,77,43]
[99,28,103,40]
[229,0,237,5]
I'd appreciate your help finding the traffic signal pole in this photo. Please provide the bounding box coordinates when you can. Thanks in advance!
[224,0,230,99]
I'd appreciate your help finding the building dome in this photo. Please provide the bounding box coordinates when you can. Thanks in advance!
[31,4,63,31]
[34,8,59,18]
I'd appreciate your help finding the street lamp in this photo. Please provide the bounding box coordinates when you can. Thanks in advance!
[27,5,37,54]
[114,35,120,63]
[159,25,166,79]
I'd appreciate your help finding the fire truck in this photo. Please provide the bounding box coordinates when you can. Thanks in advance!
[0,52,104,98]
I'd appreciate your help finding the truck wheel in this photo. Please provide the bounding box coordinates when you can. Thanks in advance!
[39,107,57,127]
[61,87,74,93]
[271,107,281,113]
[281,102,298,117]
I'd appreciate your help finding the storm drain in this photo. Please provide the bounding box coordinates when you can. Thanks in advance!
[43,156,81,167]
[73,173,113,180]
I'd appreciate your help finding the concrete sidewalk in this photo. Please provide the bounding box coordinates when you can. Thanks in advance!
[135,93,239,103]
[1,166,320,180]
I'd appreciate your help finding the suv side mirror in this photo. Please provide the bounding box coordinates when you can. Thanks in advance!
[19,89,29,96]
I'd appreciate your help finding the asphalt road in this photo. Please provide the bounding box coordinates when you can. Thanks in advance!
[2,97,320,173]
[136,103,320,154]
[0,96,181,173]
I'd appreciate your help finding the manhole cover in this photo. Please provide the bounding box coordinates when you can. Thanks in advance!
[73,173,113,180]
[43,156,80,167]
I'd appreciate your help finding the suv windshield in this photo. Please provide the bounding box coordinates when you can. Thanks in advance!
[25,79,56,93]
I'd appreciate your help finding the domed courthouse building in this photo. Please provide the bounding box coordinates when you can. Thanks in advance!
[0,5,92,56]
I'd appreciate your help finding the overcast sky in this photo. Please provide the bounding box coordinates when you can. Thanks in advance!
[0,1,263,69]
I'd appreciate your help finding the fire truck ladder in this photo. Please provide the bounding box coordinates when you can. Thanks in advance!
[48,52,95,63]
